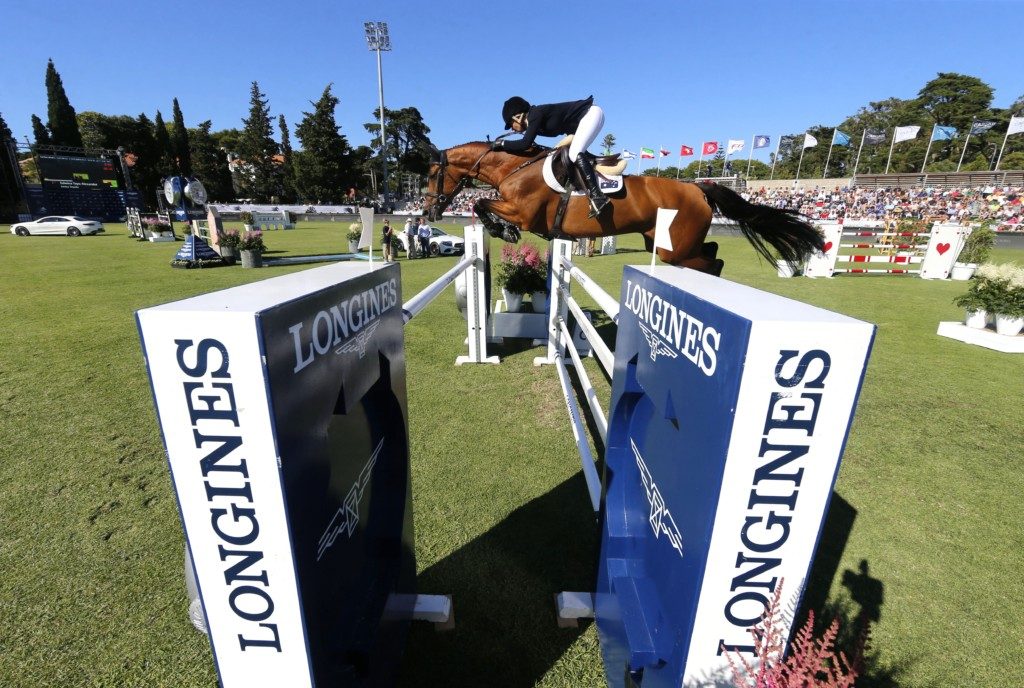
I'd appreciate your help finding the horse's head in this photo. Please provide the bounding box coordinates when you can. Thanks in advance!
[424,142,493,222]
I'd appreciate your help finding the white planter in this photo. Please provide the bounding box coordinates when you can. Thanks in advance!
[243,223,254,232]
[531,291,549,314]
[964,309,987,329]
[994,314,1024,336]
[502,288,524,313]
[348,240,360,253]
[950,262,977,281]
[776,260,799,278]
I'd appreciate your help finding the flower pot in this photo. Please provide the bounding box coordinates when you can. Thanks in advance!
[240,249,263,268]
[964,309,987,329]
[502,288,524,313]
[531,291,549,314]
[219,246,238,265]
[243,223,254,232]
[348,240,360,253]
[994,314,1024,336]
[950,262,977,281]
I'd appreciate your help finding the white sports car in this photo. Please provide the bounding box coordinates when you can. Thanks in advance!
[396,226,465,256]
[10,216,105,237]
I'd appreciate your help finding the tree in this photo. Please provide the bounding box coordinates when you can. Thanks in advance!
[45,59,82,147]
[211,128,242,154]
[129,113,161,202]
[917,72,993,132]
[363,106,433,194]
[236,81,281,202]
[601,133,616,154]
[31,114,50,145]
[0,112,21,220]
[278,114,296,203]
[153,111,175,177]
[171,98,192,176]
[294,84,353,203]
[189,121,234,202]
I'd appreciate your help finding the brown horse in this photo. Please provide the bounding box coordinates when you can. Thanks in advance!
[424,141,823,275]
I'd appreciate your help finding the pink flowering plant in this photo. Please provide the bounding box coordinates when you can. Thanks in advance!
[238,230,267,253]
[495,243,548,295]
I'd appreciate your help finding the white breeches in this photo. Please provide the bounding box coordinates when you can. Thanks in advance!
[569,105,604,161]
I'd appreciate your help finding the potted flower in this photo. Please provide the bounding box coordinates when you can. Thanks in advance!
[974,263,1024,336]
[952,281,989,329]
[495,244,547,313]
[347,223,362,253]
[238,230,266,268]
[240,211,254,231]
[144,217,173,239]
[217,229,241,265]
[951,222,995,281]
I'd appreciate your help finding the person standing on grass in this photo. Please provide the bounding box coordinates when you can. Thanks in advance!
[405,217,418,259]
[381,219,394,262]
[418,216,431,257]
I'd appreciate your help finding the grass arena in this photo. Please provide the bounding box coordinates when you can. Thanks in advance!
[1,220,1021,687]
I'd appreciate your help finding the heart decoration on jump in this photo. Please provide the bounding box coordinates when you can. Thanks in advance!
[822,241,833,252]
[936,243,950,255]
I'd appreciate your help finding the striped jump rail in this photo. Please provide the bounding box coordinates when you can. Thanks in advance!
[841,231,931,237]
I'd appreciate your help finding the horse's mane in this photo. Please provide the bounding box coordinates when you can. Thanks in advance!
[449,140,550,157]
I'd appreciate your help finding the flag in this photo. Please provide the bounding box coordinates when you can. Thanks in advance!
[680,145,694,156]
[803,133,817,148]
[621,149,636,159]
[832,130,851,146]
[864,129,886,145]
[727,139,744,154]
[778,135,796,153]
[893,125,920,143]
[753,135,770,149]
[659,148,671,157]
[1008,115,1024,136]
[654,208,677,251]
[969,120,997,135]
[931,125,957,141]
[640,147,655,159]
[702,141,719,155]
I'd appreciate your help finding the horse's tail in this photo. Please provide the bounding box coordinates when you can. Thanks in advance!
[696,182,824,265]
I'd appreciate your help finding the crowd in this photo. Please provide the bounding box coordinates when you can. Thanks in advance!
[395,188,498,216]
[742,185,1024,231]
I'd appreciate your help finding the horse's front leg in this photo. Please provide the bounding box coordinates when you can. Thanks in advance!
[475,199,522,244]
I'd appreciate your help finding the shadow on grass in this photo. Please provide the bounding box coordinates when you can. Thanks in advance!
[398,473,600,687]
[797,493,909,686]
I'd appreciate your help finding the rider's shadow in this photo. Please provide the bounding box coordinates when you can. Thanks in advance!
[397,473,600,687]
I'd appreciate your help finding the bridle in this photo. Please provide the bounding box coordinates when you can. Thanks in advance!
[426,143,549,218]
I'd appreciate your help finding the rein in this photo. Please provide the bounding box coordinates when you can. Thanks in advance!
[428,145,550,214]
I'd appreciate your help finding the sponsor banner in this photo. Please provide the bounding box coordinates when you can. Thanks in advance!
[596,266,874,687]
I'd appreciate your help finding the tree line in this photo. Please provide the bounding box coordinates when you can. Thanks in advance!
[0,60,437,213]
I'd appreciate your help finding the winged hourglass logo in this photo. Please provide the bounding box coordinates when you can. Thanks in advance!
[638,322,679,362]
[633,438,683,557]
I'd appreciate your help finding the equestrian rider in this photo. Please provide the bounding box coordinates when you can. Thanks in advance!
[492,96,610,218]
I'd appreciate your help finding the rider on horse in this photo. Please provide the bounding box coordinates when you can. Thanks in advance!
[492,95,610,219]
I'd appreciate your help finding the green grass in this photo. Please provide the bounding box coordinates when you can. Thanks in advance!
[0,221,1021,687]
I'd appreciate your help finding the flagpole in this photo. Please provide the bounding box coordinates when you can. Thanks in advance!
[920,124,936,174]
[885,131,897,174]
[637,146,643,176]
[994,128,1011,171]
[824,129,836,179]
[656,145,662,175]
[770,135,781,180]
[697,147,705,179]
[853,129,866,177]
[957,119,974,172]
[676,148,682,180]
[745,135,755,178]
[796,142,806,181]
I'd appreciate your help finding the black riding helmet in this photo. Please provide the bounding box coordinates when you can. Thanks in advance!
[502,96,530,129]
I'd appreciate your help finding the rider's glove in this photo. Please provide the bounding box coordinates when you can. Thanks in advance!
[490,140,503,151]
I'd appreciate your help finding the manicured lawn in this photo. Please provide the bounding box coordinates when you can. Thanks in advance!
[0,220,1021,687]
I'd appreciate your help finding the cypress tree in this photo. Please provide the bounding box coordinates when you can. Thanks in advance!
[0,112,19,219]
[189,120,234,202]
[236,81,281,202]
[153,111,174,176]
[171,98,192,176]
[45,59,82,148]
[278,114,296,202]
[31,114,50,145]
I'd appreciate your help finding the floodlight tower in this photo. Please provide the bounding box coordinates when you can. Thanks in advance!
[364,21,391,201]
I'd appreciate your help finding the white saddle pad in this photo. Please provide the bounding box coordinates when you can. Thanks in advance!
[542,155,624,195]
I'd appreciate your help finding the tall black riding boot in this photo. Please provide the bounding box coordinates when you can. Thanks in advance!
[574,154,610,218]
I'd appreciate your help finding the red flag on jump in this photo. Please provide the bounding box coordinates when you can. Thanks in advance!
[680,145,694,156]
[702,141,719,156]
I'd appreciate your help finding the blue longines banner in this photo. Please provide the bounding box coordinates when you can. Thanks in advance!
[597,266,874,687]
[138,262,414,687]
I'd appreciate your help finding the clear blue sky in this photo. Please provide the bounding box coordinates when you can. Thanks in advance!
[2,0,1021,170]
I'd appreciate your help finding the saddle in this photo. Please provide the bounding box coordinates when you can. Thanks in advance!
[549,135,628,185]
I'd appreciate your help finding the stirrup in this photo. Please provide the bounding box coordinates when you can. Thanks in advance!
[587,193,609,218]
